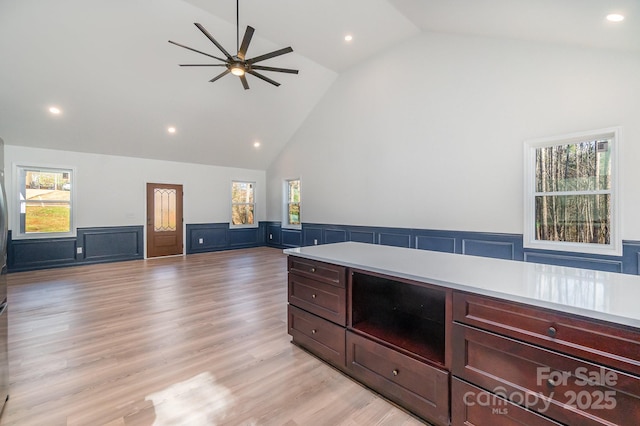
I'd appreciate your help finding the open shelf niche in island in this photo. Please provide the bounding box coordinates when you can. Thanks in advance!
[349,270,448,367]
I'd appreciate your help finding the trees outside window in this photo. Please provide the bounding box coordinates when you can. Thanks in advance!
[284,179,301,228]
[524,128,621,256]
[231,181,256,227]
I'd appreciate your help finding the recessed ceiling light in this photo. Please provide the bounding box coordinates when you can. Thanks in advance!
[344,34,353,42]
[167,126,176,134]
[606,13,624,22]
[48,106,62,115]
[253,141,261,148]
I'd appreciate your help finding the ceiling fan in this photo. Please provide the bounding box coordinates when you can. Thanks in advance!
[168,0,299,90]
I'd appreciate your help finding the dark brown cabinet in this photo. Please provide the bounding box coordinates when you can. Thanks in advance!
[451,378,563,426]
[287,257,347,369]
[288,273,346,326]
[287,253,640,426]
[288,305,346,367]
[346,270,451,425]
[346,331,450,425]
[288,256,346,287]
[452,292,640,376]
[288,257,451,426]
[452,291,640,426]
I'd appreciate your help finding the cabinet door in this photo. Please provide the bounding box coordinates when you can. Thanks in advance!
[451,378,562,426]
[346,331,449,426]
[452,324,640,426]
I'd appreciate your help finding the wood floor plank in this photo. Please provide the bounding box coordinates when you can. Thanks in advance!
[0,247,426,425]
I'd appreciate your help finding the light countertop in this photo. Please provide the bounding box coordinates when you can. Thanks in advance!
[284,242,640,329]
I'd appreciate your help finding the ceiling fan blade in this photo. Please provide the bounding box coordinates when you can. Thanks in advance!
[251,65,299,74]
[246,47,293,64]
[237,26,255,60]
[194,23,233,60]
[247,70,280,87]
[168,40,227,62]
[209,69,231,83]
[179,64,227,67]
[240,74,250,90]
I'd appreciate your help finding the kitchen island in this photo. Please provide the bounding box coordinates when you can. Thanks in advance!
[285,242,640,426]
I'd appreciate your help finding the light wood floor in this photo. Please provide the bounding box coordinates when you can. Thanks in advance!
[1,247,426,425]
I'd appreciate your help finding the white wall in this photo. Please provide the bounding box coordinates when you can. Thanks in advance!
[267,32,640,238]
[4,145,266,232]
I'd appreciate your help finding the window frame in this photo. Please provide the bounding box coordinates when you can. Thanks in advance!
[523,127,621,256]
[283,178,301,230]
[229,180,257,229]
[13,164,77,239]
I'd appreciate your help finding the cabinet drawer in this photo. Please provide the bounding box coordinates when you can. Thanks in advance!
[451,377,562,426]
[452,323,640,426]
[288,256,346,287]
[346,331,449,426]
[288,274,346,325]
[288,305,345,368]
[453,291,640,376]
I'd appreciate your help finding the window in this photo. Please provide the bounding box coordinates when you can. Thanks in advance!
[284,179,301,229]
[15,165,75,238]
[524,127,621,256]
[230,181,256,227]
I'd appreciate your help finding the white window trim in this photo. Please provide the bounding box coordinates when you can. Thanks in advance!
[13,163,77,239]
[230,180,258,229]
[283,178,301,230]
[523,127,622,256]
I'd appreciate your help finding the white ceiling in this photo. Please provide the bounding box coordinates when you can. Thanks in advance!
[1,0,638,170]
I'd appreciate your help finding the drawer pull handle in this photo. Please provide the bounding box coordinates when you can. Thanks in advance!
[392,369,399,376]
[311,329,317,334]
[547,326,557,337]
[310,267,316,273]
[311,294,317,299]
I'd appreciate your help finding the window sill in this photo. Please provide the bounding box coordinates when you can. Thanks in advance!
[12,231,77,240]
[524,240,622,257]
[229,225,259,229]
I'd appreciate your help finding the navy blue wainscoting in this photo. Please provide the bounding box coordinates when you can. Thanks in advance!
[299,223,523,261]
[277,223,640,275]
[78,226,143,263]
[186,222,266,254]
[414,229,524,260]
[8,226,144,272]
[264,221,303,248]
[622,241,640,275]
[10,221,640,276]
[266,222,282,246]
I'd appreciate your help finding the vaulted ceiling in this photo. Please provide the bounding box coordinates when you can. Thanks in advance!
[1,0,638,169]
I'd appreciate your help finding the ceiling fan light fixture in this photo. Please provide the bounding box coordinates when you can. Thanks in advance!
[230,64,245,76]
